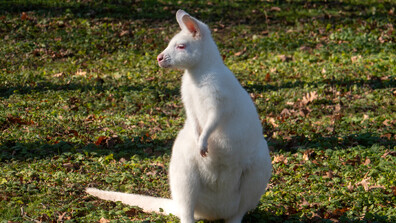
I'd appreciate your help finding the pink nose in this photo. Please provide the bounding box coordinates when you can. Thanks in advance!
[157,53,164,62]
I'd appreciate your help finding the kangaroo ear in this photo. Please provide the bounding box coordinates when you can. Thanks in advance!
[176,9,201,38]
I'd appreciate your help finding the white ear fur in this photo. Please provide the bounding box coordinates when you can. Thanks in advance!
[176,9,187,28]
[176,9,201,38]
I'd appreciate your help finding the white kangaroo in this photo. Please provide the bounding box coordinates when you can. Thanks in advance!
[86,10,272,223]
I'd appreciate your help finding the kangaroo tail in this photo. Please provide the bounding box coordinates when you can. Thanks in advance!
[86,188,177,215]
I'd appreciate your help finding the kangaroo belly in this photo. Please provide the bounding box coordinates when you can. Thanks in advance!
[194,160,243,220]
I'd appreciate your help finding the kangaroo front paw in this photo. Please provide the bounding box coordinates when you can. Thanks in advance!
[198,139,208,157]
[200,146,208,157]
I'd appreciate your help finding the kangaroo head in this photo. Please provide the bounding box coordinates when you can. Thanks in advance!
[157,10,209,70]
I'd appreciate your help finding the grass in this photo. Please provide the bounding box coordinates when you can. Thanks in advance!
[1,0,395,222]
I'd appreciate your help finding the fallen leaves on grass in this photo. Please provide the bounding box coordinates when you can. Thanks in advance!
[301,91,318,106]
[75,69,87,77]
[95,136,107,146]
[99,217,110,223]
[52,72,65,78]
[21,12,28,20]
[234,47,246,56]
[265,73,271,82]
[273,154,288,164]
[356,177,370,191]
[381,150,396,158]
[95,135,122,148]
[1,115,35,130]
[278,54,293,62]
[125,207,143,217]
[268,117,279,128]
[324,207,349,220]
[270,6,281,12]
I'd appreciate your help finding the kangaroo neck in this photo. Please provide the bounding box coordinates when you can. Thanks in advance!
[185,40,224,84]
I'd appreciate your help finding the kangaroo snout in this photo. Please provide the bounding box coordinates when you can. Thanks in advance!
[157,53,170,68]
[157,53,164,62]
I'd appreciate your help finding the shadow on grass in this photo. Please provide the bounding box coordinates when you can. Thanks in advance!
[0,79,180,99]
[1,131,394,162]
[268,132,396,153]
[0,0,394,25]
[0,135,173,162]
[1,74,394,99]
[245,207,395,223]
[244,76,396,93]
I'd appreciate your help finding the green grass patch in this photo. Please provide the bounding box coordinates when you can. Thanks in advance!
[1,0,395,222]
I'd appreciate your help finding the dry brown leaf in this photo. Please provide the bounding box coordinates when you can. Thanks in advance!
[58,212,67,221]
[381,151,390,158]
[270,6,281,12]
[21,12,28,20]
[326,171,334,178]
[363,157,371,166]
[383,119,392,127]
[95,136,107,146]
[53,72,64,78]
[6,115,35,126]
[268,117,279,128]
[120,30,130,37]
[234,47,246,57]
[381,133,392,140]
[331,208,349,218]
[381,150,396,158]
[273,154,287,164]
[234,51,243,56]
[334,104,341,113]
[361,114,369,123]
[303,153,309,161]
[351,55,362,63]
[63,163,73,169]
[286,101,294,106]
[279,54,292,62]
[302,91,318,105]
[264,73,271,82]
[99,217,110,223]
[369,185,386,190]
[280,108,292,117]
[146,170,158,176]
[300,197,309,207]
[75,69,87,76]
[356,177,371,191]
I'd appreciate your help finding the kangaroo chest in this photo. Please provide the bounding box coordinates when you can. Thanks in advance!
[181,74,219,126]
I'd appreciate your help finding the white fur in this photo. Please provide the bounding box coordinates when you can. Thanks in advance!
[86,10,272,223]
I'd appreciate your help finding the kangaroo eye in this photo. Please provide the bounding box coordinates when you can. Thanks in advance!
[176,44,186,49]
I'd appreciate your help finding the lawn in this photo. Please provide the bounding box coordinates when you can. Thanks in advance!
[0,0,395,222]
